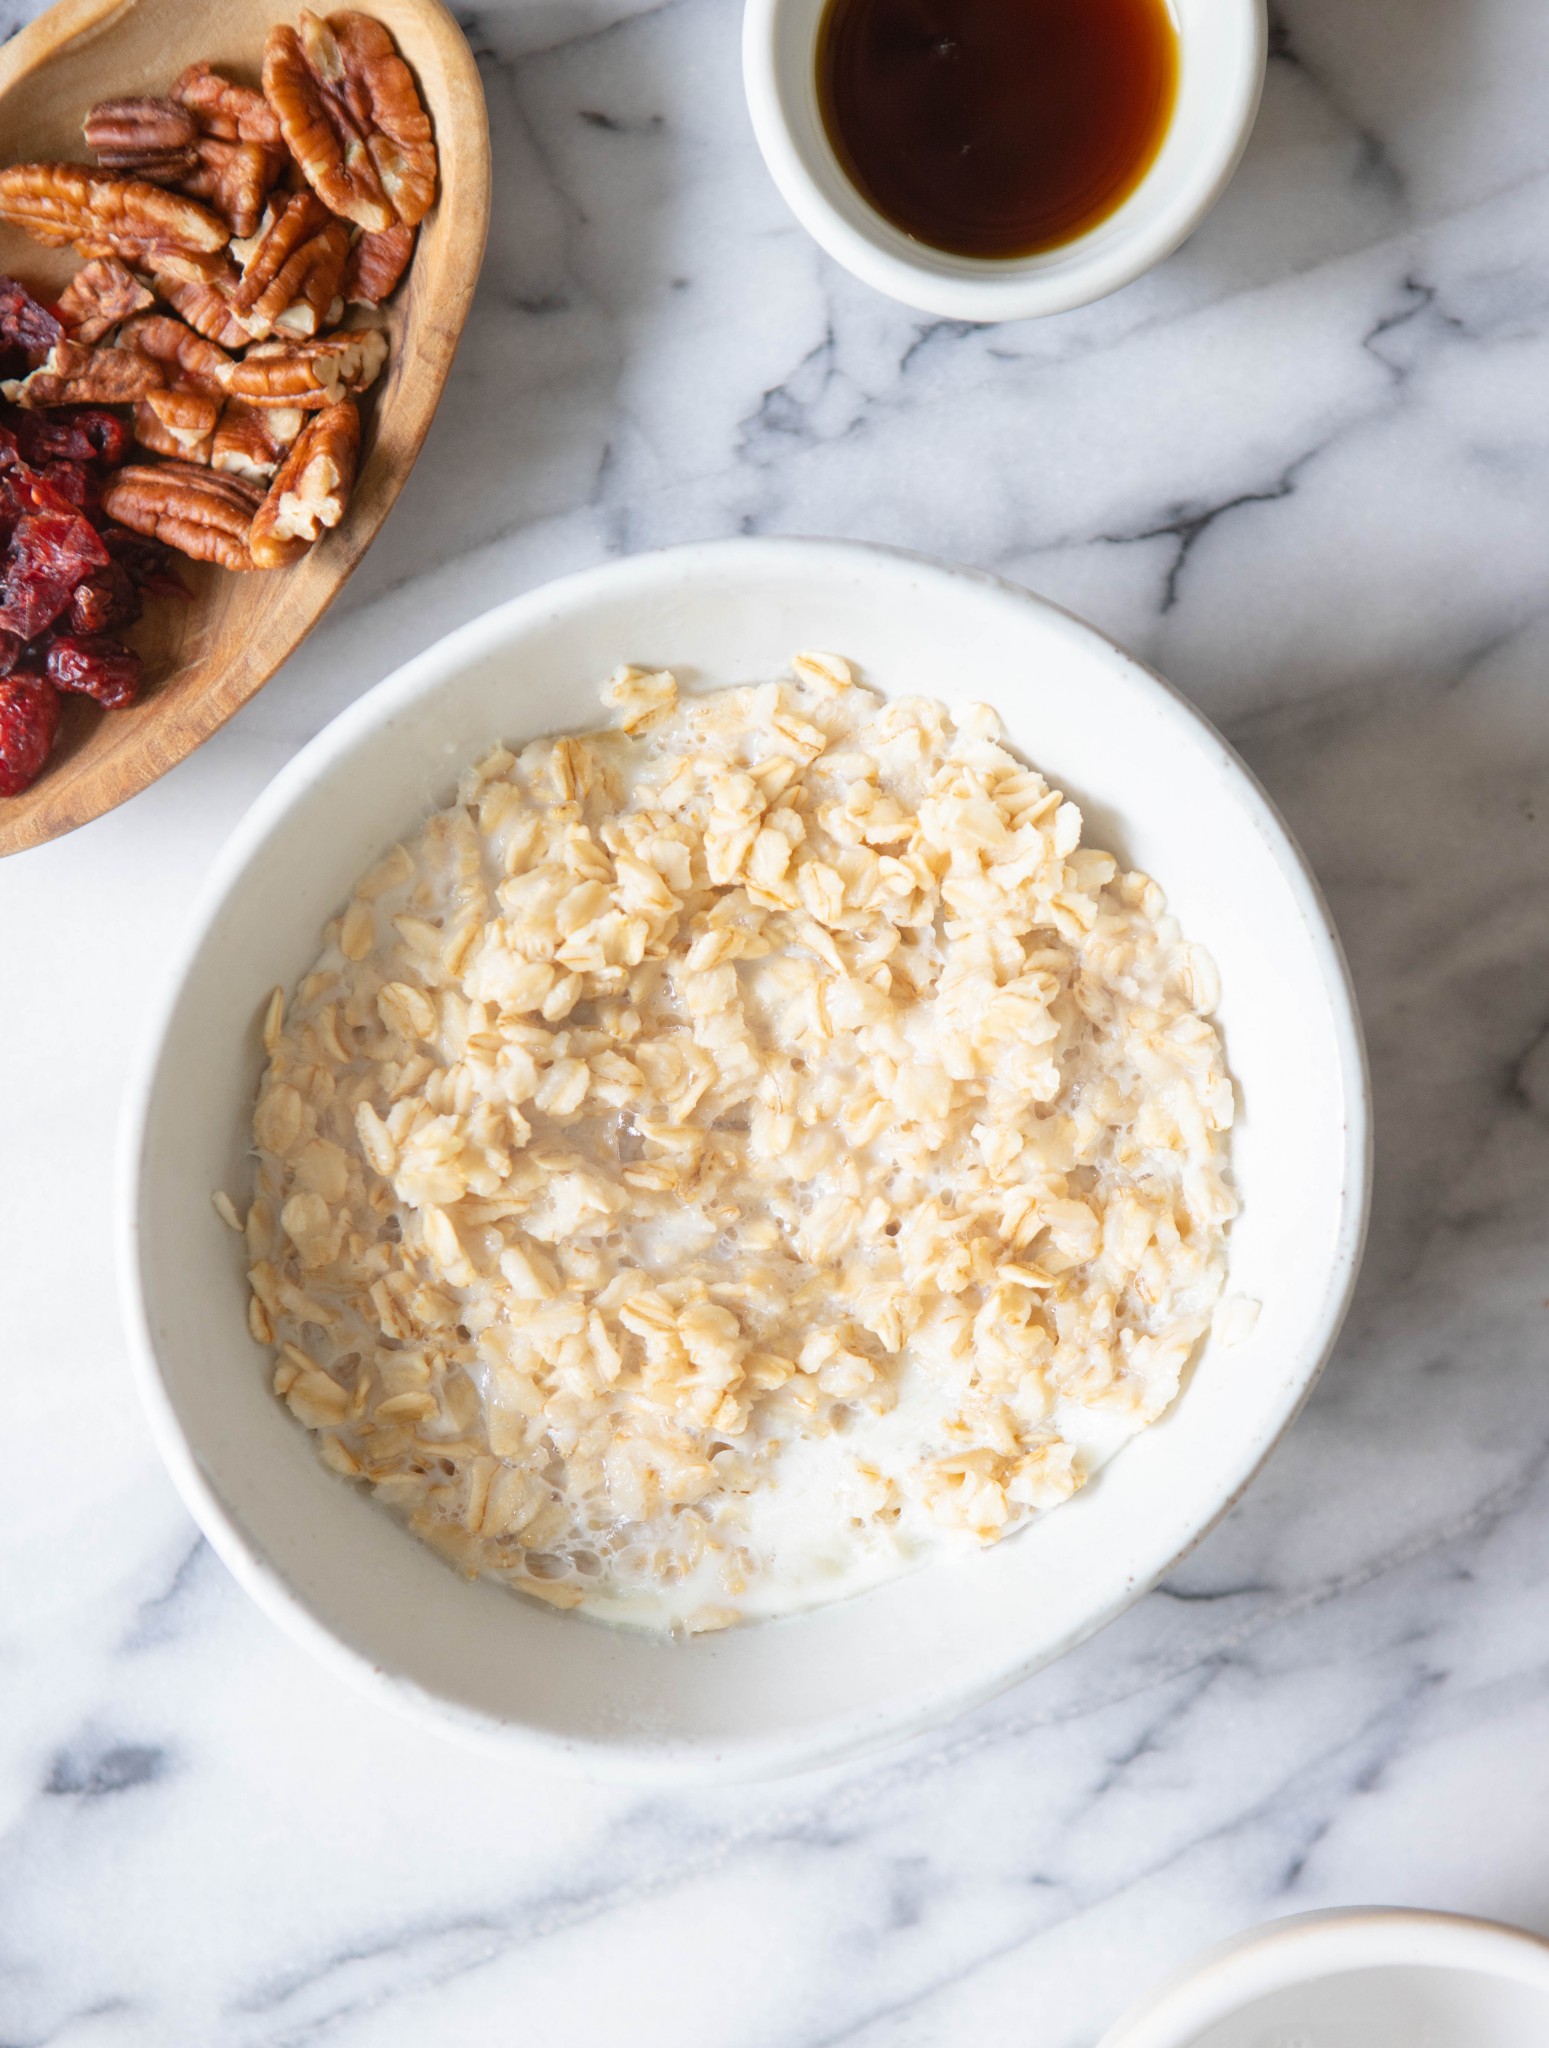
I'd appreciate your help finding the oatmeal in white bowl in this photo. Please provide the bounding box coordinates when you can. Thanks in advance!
[243,660,1240,1632]
[122,539,1368,1779]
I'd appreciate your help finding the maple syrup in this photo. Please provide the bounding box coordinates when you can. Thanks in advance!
[817,0,1179,261]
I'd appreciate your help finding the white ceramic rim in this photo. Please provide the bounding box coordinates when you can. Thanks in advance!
[1099,1908,1549,2045]
[742,0,1268,320]
[118,538,1370,1778]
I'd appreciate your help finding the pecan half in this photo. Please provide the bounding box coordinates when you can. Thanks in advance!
[173,62,283,149]
[229,192,349,338]
[263,11,437,233]
[226,325,386,408]
[134,388,220,463]
[156,268,253,349]
[83,97,199,180]
[118,312,234,397]
[0,163,228,263]
[101,461,261,571]
[342,220,414,306]
[328,12,437,227]
[264,20,391,232]
[179,136,282,241]
[210,398,302,482]
[249,396,358,566]
[1,336,164,408]
[56,257,156,343]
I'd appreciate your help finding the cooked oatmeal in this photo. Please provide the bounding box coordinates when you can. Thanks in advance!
[238,657,1238,1630]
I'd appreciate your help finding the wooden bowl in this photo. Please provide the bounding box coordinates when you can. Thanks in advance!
[0,0,490,857]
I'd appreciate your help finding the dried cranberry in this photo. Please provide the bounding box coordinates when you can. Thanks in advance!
[68,561,140,635]
[0,502,110,641]
[10,405,131,470]
[83,408,134,469]
[0,278,62,358]
[0,459,84,525]
[44,632,141,710]
[101,523,188,600]
[0,461,110,635]
[0,628,23,677]
[39,458,101,518]
[0,670,60,796]
[22,462,90,520]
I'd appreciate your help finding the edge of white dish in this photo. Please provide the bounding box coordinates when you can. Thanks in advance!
[1098,1908,1549,2046]
[118,537,1370,1783]
[742,0,1268,320]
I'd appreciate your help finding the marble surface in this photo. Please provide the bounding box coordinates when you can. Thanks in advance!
[4,0,1549,2041]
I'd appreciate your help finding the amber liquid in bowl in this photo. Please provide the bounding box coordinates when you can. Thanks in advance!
[816,0,1179,260]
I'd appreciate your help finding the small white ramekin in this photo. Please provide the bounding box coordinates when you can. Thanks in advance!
[1100,1909,1549,2047]
[742,0,1267,321]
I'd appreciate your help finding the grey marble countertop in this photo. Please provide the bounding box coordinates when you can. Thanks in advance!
[3,1,1549,2042]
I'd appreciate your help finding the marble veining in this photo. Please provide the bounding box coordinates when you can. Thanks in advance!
[3,0,1549,2041]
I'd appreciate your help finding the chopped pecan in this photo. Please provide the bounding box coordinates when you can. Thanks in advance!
[210,397,302,482]
[156,268,253,348]
[249,397,358,566]
[230,194,350,339]
[342,220,414,305]
[226,325,386,408]
[56,258,156,343]
[272,271,346,337]
[2,337,164,408]
[173,62,283,149]
[128,246,234,290]
[0,163,228,263]
[101,461,261,571]
[117,312,234,397]
[263,12,436,232]
[179,136,284,241]
[231,192,322,294]
[83,97,199,180]
[134,388,220,463]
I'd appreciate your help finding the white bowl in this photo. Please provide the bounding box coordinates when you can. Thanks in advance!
[120,538,1368,1783]
[742,0,1267,320]
[1100,1909,1549,2047]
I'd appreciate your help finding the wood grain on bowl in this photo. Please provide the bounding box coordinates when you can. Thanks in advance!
[0,0,490,858]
